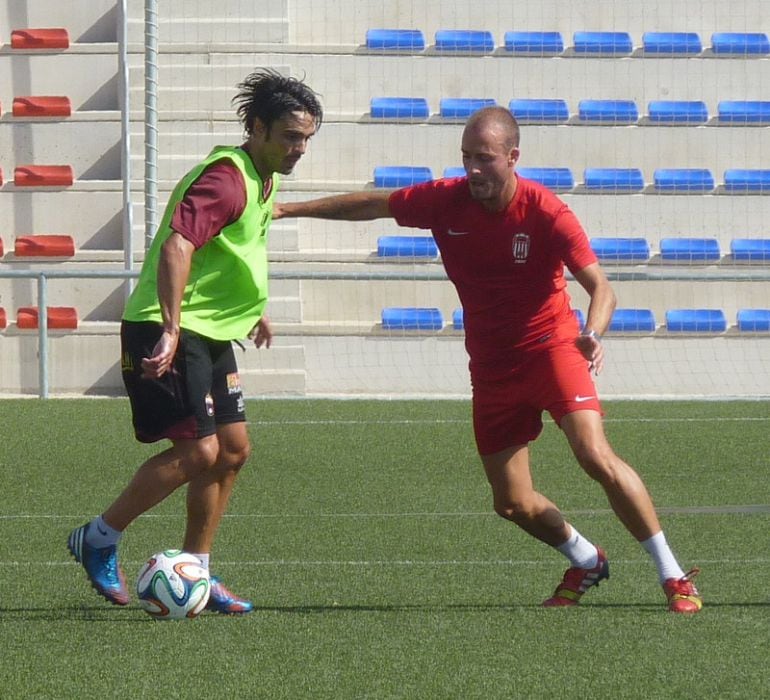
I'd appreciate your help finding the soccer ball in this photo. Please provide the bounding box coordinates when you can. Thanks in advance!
[136,550,210,620]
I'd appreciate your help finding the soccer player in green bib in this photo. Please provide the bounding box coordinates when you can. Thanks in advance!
[68,69,323,613]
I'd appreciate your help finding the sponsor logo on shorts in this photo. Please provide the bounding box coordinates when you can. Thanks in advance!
[447,229,470,236]
[226,372,242,395]
[513,233,530,263]
[120,351,133,372]
[237,396,245,413]
[205,393,215,416]
[574,395,595,403]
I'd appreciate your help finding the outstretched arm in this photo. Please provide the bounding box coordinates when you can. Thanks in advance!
[274,191,393,221]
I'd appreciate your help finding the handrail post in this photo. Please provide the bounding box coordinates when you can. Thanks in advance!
[37,274,49,399]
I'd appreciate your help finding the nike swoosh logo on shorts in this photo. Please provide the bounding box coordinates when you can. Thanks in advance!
[447,230,470,236]
[575,395,595,402]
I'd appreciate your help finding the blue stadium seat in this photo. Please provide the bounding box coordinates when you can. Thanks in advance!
[717,101,770,124]
[503,31,564,54]
[517,167,575,191]
[578,99,639,124]
[382,307,444,330]
[660,238,721,261]
[723,169,770,193]
[573,31,633,54]
[370,97,429,119]
[440,97,497,119]
[365,29,426,51]
[731,238,770,261]
[377,236,438,258]
[643,32,702,54]
[590,237,651,262]
[666,309,727,332]
[435,30,494,52]
[711,32,770,55]
[452,308,464,330]
[610,308,656,332]
[584,168,645,192]
[508,98,569,123]
[648,100,709,124]
[443,167,466,179]
[737,309,770,331]
[653,169,715,193]
[374,166,433,188]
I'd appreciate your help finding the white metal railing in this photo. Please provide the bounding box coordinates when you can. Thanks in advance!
[144,0,159,248]
[0,270,139,399]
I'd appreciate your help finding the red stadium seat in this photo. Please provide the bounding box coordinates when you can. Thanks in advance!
[14,235,75,257]
[0,308,7,330]
[14,165,74,187]
[13,96,72,117]
[11,28,70,50]
[16,306,78,330]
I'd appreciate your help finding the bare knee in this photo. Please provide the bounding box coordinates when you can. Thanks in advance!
[215,439,250,473]
[574,442,623,485]
[493,495,537,523]
[179,436,220,474]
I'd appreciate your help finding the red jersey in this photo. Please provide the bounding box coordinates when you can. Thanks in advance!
[388,175,597,375]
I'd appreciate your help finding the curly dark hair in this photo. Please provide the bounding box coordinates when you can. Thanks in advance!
[233,68,323,136]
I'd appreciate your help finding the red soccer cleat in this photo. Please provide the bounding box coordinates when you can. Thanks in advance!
[543,547,610,607]
[663,568,703,614]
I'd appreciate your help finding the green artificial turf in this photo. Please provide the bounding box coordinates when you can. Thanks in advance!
[0,399,767,699]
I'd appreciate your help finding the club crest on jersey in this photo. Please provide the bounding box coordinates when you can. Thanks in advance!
[512,233,530,263]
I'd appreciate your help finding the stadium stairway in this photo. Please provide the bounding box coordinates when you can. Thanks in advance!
[2,0,770,398]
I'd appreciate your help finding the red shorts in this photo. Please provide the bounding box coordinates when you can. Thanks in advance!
[471,337,602,455]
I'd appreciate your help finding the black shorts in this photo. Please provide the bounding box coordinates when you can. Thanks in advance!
[121,320,246,443]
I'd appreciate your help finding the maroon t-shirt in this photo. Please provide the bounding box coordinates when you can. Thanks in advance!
[170,160,248,248]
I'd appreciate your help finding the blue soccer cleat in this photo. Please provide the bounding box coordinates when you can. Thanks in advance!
[67,523,130,606]
[205,576,254,614]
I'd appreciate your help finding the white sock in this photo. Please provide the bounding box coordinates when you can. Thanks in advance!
[85,515,122,548]
[189,552,210,572]
[556,525,599,569]
[641,531,685,583]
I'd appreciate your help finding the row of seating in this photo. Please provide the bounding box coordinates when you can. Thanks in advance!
[1,305,762,334]
[371,97,770,124]
[366,29,770,55]
[377,237,770,262]
[0,166,74,187]
[1,235,764,264]
[0,236,75,258]
[0,96,72,117]
[7,28,70,50]
[0,306,78,330]
[375,166,770,192]
[14,25,765,57]
[382,307,770,333]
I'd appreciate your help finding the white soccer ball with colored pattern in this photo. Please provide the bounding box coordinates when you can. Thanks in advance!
[136,550,210,620]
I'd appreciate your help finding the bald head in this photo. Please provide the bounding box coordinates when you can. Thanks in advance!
[464,106,520,150]
[460,106,521,210]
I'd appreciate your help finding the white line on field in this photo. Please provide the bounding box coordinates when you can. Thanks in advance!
[2,504,769,520]
[250,416,770,426]
[2,558,769,568]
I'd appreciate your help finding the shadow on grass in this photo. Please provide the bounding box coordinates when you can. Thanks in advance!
[1,599,765,622]
[0,605,150,623]
[250,600,769,614]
